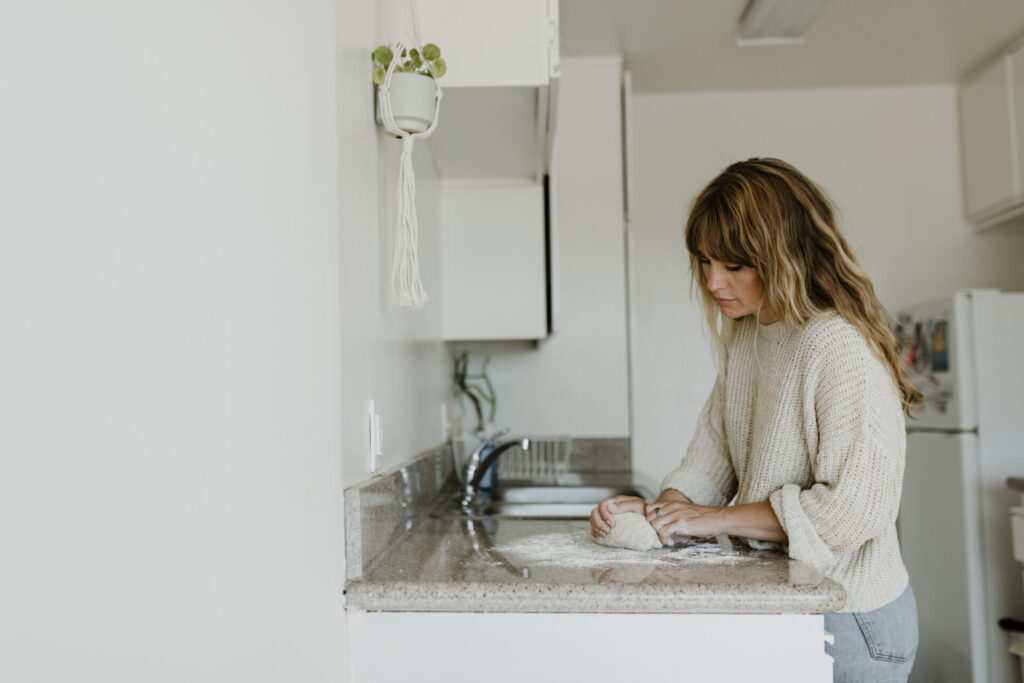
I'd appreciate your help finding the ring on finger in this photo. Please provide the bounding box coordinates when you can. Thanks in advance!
[654,507,661,518]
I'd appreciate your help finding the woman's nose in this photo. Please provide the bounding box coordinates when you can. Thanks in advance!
[706,265,724,290]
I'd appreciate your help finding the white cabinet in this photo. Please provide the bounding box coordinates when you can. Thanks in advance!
[959,42,1024,229]
[419,0,559,180]
[441,181,548,341]
[349,611,834,682]
[961,56,1015,219]
[417,0,558,88]
[420,0,559,339]
[1012,46,1024,202]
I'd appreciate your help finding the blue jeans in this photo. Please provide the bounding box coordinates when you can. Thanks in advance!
[824,584,918,683]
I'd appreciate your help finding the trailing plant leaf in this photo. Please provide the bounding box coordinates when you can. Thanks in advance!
[372,45,393,67]
[422,43,441,60]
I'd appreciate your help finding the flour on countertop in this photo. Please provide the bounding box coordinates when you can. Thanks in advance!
[488,529,756,568]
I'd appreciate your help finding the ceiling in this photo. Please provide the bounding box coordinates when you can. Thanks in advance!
[560,0,1024,93]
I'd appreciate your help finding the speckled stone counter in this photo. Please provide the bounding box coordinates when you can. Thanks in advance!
[345,516,845,614]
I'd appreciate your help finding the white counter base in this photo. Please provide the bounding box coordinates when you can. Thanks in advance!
[348,611,833,682]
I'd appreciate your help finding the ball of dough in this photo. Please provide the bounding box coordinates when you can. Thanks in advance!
[594,511,663,551]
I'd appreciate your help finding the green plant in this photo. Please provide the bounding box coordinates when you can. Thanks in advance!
[371,43,447,85]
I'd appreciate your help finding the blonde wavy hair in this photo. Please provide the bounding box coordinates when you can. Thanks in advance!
[684,157,922,413]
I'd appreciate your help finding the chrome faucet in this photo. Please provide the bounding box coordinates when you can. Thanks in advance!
[459,431,530,507]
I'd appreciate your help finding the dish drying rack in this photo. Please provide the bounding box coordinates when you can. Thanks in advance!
[450,435,572,484]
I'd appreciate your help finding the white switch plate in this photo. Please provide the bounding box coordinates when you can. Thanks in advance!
[367,399,382,472]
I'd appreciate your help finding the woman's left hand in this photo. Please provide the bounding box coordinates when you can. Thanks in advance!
[644,499,725,546]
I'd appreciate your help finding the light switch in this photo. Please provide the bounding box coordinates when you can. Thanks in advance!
[368,399,382,472]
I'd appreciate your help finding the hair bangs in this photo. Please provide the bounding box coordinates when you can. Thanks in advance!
[685,193,756,267]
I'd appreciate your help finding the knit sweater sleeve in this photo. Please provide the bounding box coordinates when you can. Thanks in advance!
[661,374,738,507]
[768,334,906,573]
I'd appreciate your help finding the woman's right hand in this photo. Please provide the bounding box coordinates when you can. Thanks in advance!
[590,495,646,539]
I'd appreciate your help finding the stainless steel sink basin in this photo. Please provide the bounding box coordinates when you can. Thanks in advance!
[490,485,646,504]
[431,482,651,519]
[479,502,599,518]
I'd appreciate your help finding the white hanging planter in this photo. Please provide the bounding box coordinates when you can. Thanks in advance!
[375,72,438,134]
[371,0,446,310]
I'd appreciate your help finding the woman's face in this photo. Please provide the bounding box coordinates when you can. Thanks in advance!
[699,256,775,324]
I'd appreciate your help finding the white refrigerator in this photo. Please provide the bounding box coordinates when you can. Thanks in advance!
[897,289,1024,683]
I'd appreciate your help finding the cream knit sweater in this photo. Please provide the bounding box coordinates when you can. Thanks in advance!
[662,312,910,613]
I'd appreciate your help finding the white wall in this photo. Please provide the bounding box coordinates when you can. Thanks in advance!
[449,57,631,439]
[0,0,450,680]
[339,1,449,485]
[628,85,1024,484]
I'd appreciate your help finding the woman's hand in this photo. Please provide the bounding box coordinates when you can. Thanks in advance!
[644,497,725,546]
[590,495,646,539]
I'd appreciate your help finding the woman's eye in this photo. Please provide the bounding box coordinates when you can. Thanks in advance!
[698,258,710,265]
[725,264,743,272]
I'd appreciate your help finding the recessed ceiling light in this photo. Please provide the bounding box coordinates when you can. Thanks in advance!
[736,0,830,46]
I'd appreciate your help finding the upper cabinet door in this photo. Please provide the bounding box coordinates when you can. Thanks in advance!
[417,0,557,88]
[1012,46,1024,204]
[441,182,548,341]
[960,55,1016,219]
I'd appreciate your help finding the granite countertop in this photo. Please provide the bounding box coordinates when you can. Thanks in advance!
[345,516,845,614]
[1008,477,1024,492]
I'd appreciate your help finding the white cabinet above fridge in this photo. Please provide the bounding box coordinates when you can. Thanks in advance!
[959,38,1024,230]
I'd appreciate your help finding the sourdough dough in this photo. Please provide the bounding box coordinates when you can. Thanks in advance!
[594,512,663,551]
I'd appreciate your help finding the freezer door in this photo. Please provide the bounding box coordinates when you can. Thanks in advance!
[899,431,987,683]
[897,291,979,431]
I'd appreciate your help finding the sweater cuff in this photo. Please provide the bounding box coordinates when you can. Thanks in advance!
[662,468,730,507]
[769,484,837,573]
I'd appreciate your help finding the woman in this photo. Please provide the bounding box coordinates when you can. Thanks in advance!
[591,158,921,682]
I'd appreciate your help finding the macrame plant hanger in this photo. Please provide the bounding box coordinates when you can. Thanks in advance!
[377,0,443,309]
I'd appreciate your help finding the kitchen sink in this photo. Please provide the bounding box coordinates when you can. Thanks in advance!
[490,485,646,504]
[478,502,600,518]
[431,482,651,520]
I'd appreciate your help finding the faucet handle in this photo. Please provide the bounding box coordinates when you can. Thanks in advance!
[486,427,511,442]
[472,427,510,456]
